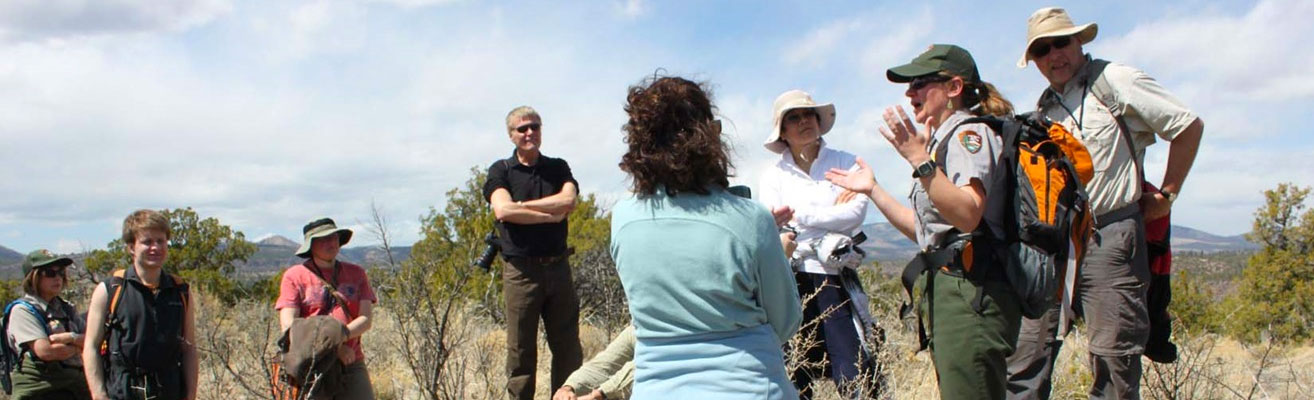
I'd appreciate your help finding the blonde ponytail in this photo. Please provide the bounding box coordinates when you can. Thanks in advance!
[965,81,1014,117]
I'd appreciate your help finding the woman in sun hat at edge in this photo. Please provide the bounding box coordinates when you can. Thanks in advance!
[275,217,378,400]
[756,89,882,399]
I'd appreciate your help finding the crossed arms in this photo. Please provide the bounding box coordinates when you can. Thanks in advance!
[489,182,579,224]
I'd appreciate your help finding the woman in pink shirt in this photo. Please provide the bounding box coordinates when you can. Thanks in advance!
[275,217,377,400]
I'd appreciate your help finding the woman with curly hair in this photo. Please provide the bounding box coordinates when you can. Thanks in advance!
[610,75,802,399]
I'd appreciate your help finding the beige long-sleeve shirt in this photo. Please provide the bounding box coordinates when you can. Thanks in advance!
[563,326,635,399]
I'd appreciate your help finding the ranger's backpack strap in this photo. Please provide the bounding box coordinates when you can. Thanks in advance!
[934,116,1011,170]
[3,299,51,379]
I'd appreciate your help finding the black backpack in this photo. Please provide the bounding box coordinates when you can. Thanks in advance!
[946,112,1098,318]
[936,112,1095,319]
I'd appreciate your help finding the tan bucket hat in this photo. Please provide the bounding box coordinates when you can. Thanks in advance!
[764,90,836,154]
[1018,7,1098,68]
[295,217,353,258]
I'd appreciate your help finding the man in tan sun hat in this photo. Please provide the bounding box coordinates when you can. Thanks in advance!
[275,217,378,399]
[1008,7,1204,400]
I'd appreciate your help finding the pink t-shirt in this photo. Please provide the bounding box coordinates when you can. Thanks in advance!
[275,261,377,361]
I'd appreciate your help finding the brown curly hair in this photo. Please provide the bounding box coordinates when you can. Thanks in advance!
[620,75,732,196]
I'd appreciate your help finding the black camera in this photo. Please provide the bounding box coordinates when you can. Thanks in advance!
[473,232,501,271]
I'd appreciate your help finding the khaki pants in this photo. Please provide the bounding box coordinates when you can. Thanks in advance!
[504,257,583,400]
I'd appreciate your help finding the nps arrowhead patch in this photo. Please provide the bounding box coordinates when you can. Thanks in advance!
[959,130,982,154]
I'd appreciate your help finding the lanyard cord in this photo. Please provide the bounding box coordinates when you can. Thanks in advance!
[1047,78,1091,131]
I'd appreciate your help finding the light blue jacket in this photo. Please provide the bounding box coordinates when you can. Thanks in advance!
[611,186,802,343]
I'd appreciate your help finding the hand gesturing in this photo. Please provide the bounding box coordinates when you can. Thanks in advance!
[825,158,876,194]
[879,106,934,167]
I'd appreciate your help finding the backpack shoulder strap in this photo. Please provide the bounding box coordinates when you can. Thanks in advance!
[105,270,128,318]
[1083,59,1145,183]
[168,273,191,312]
[3,299,51,376]
[934,116,1008,169]
[97,271,129,360]
[4,300,49,334]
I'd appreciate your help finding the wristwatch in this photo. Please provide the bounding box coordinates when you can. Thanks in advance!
[912,160,936,178]
[1163,190,1178,203]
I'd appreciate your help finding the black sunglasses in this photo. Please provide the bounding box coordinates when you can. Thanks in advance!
[38,267,67,278]
[909,75,952,91]
[1028,36,1073,58]
[515,123,542,133]
[784,110,819,124]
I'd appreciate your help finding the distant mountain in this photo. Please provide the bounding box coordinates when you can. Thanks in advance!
[858,223,921,263]
[856,222,1258,265]
[257,235,300,248]
[0,244,22,265]
[237,237,411,275]
[1171,226,1258,253]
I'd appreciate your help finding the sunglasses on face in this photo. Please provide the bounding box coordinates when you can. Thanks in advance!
[908,75,951,91]
[784,110,819,124]
[514,123,542,134]
[38,267,67,278]
[1028,36,1073,58]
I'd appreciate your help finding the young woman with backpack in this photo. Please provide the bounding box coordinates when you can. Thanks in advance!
[825,44,1021,400]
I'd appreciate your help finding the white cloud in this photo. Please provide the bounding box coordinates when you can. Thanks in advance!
[616,0,647,18]
[368,0,466,8]
[1093,0,1314,102]
[54,239,84,254]
[782,18,865,69]
[856,9,934,82]
[0,0,232,42]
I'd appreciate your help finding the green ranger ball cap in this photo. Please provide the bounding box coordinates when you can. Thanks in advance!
[22,249,73,276]
[887,44,981,83]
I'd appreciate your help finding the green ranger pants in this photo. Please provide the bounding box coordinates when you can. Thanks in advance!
[10,357,91,400]
[922,271,1022,400]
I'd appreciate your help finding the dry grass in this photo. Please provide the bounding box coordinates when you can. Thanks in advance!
[181,269,1314,400]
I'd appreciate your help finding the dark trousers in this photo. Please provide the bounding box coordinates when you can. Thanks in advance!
[792,272,869,400]
[504,256,583,400]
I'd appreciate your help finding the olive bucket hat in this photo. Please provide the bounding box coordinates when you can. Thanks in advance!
[295,217,353,258]
[22,249,73,276]
[887,44,981,84]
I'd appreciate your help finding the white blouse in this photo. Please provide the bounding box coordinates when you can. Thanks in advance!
[757,141,868,275]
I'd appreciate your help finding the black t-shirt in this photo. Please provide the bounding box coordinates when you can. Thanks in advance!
[483,152,577,257]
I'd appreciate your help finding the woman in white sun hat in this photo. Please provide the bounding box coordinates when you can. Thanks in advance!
[757,89,880,399]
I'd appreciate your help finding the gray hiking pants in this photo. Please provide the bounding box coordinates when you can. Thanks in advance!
[1007,208,1150,400]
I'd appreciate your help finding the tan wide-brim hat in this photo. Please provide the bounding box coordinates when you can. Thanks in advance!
[1018,7,1098,68]
[764,90,836,154]
[295,217,353,258]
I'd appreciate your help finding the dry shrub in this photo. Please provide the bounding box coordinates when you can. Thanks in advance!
[193,291,280,400]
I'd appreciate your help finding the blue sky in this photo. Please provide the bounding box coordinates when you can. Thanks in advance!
[2,0,1310,254]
